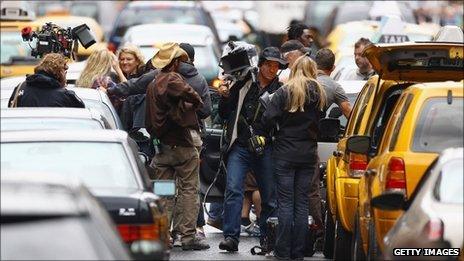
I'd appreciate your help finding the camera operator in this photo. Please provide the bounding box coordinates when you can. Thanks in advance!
[217,45,287,252]
[9,53,84,108]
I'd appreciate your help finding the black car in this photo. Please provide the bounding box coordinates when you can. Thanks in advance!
[107,1,221,53]
[1,130,170,260]
[1,173,131,260]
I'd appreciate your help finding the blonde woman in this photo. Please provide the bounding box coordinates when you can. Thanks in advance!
[116,44,146,79]
[262,54,326,260]
[76,48,126,88]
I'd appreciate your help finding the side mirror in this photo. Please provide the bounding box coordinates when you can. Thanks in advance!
[318,118,341,142]
[328,106,342,118]
[346,135,371,154]
[152,180,176,197]
[371,192,407,211]
[138,152,149,165]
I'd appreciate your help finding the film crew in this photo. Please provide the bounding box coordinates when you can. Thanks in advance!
[279,40,308,83]
[114,44,146,80]
[145,42,209,251]
[287,23,316,59]
[217,44,287,252]
[171,42,212,246]
[261,54,326,260]
[343,38,376,80]
[8,53,84,108]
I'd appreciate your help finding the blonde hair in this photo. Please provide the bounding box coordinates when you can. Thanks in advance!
[285,55,326,112]
[116,44,145,73]
[76,49,114,88]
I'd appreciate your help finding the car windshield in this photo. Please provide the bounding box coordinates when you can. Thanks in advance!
[82,99,117,129]
[1,142,138,190]
[114,7,202,38]
[1,118,103,131]
[412,97,463,153]
[434,159,463,204]
[0,31,35,64]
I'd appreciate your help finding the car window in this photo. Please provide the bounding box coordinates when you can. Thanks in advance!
[370,89,403,151]
[1,31,35,64]
[325,93,358,127]
[352,82,376,134]
[1,142,139,190]
[83,99,117,129]
[388,94,414,151]
[433,159,463,204]
[114,7,203,38]
[1,217,100,260]
[344,82,372,136]
[1,118,103,131]
[412,97,463,153]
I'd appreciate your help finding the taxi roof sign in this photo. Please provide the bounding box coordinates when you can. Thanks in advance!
[433,25,464,43]
[372,16,410,44]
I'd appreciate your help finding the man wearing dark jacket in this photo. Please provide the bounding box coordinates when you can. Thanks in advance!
[9,53,84,108]
[216,46,287,252]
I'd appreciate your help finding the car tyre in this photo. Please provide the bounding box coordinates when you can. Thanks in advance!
[323,203,335,258]
[334,217,352,260]
[351,213,366,261]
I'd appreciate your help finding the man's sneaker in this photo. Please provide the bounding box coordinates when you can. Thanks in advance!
[245,222,261,237]
[172,234,182,248]
[182,238,210,251]
[195,228,206,241]
[219,237,238,252]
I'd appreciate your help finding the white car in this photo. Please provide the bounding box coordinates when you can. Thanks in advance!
[372,147,463,259]
[120,23,220,86]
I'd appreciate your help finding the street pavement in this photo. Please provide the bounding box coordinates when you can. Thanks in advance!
[170,225,326,260]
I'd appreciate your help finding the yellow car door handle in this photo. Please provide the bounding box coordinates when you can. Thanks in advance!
[333,150,343,157]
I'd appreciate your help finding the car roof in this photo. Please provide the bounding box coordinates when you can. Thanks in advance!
[1,129,128,143]
[336,80,366,94]
[439,147,464,163]
[124,23,213,46]
[1,173,88,216]
[1,107,96,119]
[66,87,102,101]
[127,1,197,8]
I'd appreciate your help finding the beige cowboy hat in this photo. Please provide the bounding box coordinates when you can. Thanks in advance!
[151,42,188,69]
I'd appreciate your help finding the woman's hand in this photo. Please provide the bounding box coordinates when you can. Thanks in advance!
[111,53,127,82]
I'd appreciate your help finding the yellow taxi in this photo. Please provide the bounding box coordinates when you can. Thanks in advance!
[0,21,41,78]
[34,15,107,60]
[347,42,463,260]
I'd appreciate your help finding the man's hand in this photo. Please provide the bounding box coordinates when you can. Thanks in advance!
[218,83,230,98]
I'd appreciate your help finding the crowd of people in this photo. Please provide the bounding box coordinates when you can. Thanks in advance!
[8,20,378,259]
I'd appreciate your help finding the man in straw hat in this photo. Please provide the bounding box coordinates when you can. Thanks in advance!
[145,42,209,251]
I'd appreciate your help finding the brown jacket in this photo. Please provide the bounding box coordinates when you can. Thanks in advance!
[146,71,203,147]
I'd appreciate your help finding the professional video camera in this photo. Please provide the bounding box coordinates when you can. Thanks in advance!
[219,41,259,81]
[21,22,96,58]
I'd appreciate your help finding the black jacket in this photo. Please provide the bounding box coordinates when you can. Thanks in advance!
[261,81,322,164]
[107,70,158,97]
[9,72,85,108]
[219,72,282,149]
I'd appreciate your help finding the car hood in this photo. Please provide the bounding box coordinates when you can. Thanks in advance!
[363,42,463,82]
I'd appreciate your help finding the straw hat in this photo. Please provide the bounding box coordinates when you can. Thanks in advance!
[151,42,188,69]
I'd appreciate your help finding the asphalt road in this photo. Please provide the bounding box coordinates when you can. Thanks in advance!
[170,225,326,260]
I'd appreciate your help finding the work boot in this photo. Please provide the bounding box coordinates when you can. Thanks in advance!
[181,237,210,251]
[219,237,238,252]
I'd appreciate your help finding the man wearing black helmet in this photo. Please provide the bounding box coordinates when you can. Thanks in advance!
[217,46,288,252]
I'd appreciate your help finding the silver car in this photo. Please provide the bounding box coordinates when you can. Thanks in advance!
[371,147,463,259]
[1,107,110,131]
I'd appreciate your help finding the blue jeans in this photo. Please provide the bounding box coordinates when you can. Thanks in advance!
[274,159,315,259]
[208,202,223,222]
[223,144,276,243]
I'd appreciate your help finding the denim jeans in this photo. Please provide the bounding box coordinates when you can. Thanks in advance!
[274,159,315,259]
[223,144,276,243]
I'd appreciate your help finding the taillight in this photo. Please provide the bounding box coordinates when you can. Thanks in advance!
[107,42,117,53]
[117,224,159,243]
[385,157,407,195]
[348,153,368,177]
[423,218,444,241]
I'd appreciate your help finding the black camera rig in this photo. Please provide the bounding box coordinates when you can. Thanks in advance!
[21,22,96,58]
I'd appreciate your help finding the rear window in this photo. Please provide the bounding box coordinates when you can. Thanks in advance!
[114,7,203,38]
[434,159,463,204]
[412,97,463,153]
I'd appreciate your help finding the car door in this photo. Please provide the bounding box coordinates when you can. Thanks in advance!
[200,89,225,202]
